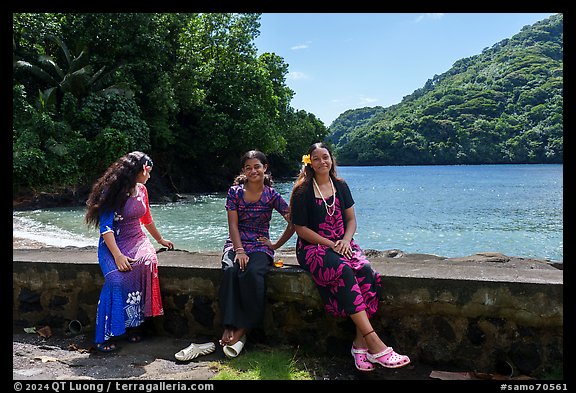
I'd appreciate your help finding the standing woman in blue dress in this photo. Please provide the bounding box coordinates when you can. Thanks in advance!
[290,142,410,372]
[85,151,174,352]
[217,150,294,356]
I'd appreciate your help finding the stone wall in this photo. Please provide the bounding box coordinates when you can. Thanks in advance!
[13,248,563,378]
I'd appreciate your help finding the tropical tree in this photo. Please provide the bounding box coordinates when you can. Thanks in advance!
[13,34,133,113]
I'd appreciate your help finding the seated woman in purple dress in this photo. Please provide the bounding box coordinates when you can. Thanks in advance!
[217,150,294,357]
[85,151,174,352]
[289,142,410,372]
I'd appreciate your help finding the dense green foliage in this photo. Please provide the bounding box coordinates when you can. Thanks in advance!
[13,13,328,196]
[13,14,562,199]
[329,14,563,165]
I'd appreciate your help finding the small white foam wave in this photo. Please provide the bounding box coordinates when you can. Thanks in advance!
[13,216,97,248]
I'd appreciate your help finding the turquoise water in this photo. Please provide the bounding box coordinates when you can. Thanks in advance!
[13,164,563,262]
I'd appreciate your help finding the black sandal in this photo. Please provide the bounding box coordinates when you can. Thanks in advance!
[126,329,144,343]
[96,342,117,352]
[127,333,141,343]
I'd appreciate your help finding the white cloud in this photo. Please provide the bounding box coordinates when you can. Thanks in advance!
[291,41,312,50]
[287,71,308,80]
[358,97,379,105]
[414,13,445,23]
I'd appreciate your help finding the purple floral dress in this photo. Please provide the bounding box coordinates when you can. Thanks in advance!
[291,179,382,318]
[94,183,163,344]
[223,184,290,258]
[219,184,290,329]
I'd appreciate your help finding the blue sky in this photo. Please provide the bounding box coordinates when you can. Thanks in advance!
[253,13,559,127]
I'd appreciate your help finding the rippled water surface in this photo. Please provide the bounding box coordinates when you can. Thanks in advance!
[13,164,563,262]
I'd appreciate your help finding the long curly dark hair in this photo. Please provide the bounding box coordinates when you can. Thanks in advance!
[232,150,273,187]
[85,151,153,229]
[289,142,340,207]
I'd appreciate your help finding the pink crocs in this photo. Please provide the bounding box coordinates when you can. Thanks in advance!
[351,345,375,372]
[366,347,411,369]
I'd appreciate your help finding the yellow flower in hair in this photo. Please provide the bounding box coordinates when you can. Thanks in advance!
[302,154,312,166]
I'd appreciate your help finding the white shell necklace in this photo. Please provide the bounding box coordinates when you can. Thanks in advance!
[313,177,336,216]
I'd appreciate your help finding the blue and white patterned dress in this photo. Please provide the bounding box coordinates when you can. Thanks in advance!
[94,183,163,344]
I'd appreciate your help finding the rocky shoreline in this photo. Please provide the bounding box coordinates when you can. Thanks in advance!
[13,237,48,250]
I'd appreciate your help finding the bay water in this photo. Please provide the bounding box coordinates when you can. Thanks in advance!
[13,164,563,263]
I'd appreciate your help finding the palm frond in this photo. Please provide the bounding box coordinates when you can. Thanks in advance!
[14,60,60,86]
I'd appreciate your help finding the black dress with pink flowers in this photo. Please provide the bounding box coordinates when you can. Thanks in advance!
[291,178,382,318]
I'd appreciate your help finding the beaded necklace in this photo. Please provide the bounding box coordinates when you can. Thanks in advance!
[313,177,336,216]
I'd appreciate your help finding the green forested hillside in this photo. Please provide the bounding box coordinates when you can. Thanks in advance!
[330,13,563,165]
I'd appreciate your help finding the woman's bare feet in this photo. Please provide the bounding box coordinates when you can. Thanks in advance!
[227,328,247,346]
[362,330,388,354]
[219,328,235,346]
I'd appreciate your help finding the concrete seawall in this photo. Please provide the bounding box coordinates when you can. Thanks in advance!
[13,247,563,378]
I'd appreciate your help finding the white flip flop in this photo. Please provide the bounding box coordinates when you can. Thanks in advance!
[175,342,216,361]
[223,335,247,358]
